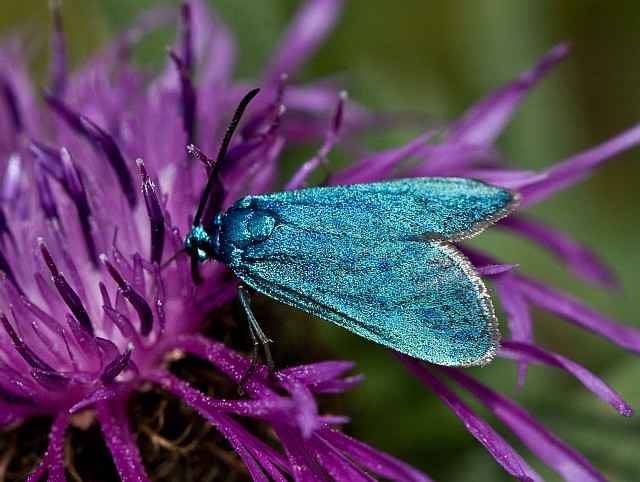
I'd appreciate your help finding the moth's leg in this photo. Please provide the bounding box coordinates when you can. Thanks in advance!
[237,284,277,391]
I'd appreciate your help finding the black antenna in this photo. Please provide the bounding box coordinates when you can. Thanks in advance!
[193,88,260,226]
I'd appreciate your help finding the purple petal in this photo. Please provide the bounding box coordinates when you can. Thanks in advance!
[411,140,496,176]
[34,162,59,222]
[66,314,100,367]
[96,400,150,482]
[466,249,534,389]
[172,333,285,400]
[448,43,570,146]
[493,271,534,389]
[279,360,356,384]
[190,4,236,151]
[70,386,117,413]
[476,263,518,276]
[149,368,290,480]
[59,148,99,266]
[0,47,43,140]
[28,141,64,181]
[156,371,348,479]
[517,122,640,206]
[101,255,154,336]
[331,130,434,185]
[266,0,345,82]
[179,3,193,73]
[17,294,57,334]
[286,91,346,190]
[272,423,332,481]
[0,75,23,133]
[319,427,433,482]
[49,0,67,97]
[103,305,137,340]
[502,216,618,288]
[94,337,120,363]
[30,368,70,391]
[137,159,165,265]
[280,360,364,393]
[149,365,340,437]
[173,330,246,369]
[0,247,22,294]
[410,44,569,177]
[0,312,54,371]
[46,89,138,212]
[214,415,290,481]
[78,116,138,208]
[44,90,84,131]
[284,83,368,121]
[2,153,22,208]
[499,341,633,416]
[101,342,134,384]
[457,167,547,187]
[241,78,286,139]
[515,276,640,354]
[442,367,607,482]
[308,374,364,394]
[276,377,321,438]
[25,412,69,482]
[243,133,283,198]
[169,49,197,145]
[307,433,378,482]
[399,356,542,482]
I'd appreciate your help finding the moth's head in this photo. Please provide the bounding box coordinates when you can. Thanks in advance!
[185,225,218,284]
[185,225,215,262]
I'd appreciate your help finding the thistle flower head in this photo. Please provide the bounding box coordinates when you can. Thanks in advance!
[1,1,639,481]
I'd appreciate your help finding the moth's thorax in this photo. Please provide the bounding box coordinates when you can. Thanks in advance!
[217,204,276,267]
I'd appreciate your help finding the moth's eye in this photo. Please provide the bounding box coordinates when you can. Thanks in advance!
[246,211,275,243]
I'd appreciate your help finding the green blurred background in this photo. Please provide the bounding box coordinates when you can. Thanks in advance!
[2,1,639,480]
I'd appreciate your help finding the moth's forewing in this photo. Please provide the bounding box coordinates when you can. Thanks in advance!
[244,178,518,241]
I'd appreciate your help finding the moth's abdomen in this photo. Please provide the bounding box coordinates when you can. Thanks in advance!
[218,206,277,267]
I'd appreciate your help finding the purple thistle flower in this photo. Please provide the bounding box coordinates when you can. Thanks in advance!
[0,1,638,481]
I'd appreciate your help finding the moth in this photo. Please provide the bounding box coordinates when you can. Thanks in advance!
[185,89,518,381]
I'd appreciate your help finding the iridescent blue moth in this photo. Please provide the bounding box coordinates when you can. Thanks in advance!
[186,89,519,382]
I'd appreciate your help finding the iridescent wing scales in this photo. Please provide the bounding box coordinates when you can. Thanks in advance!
[222,178,517,365]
